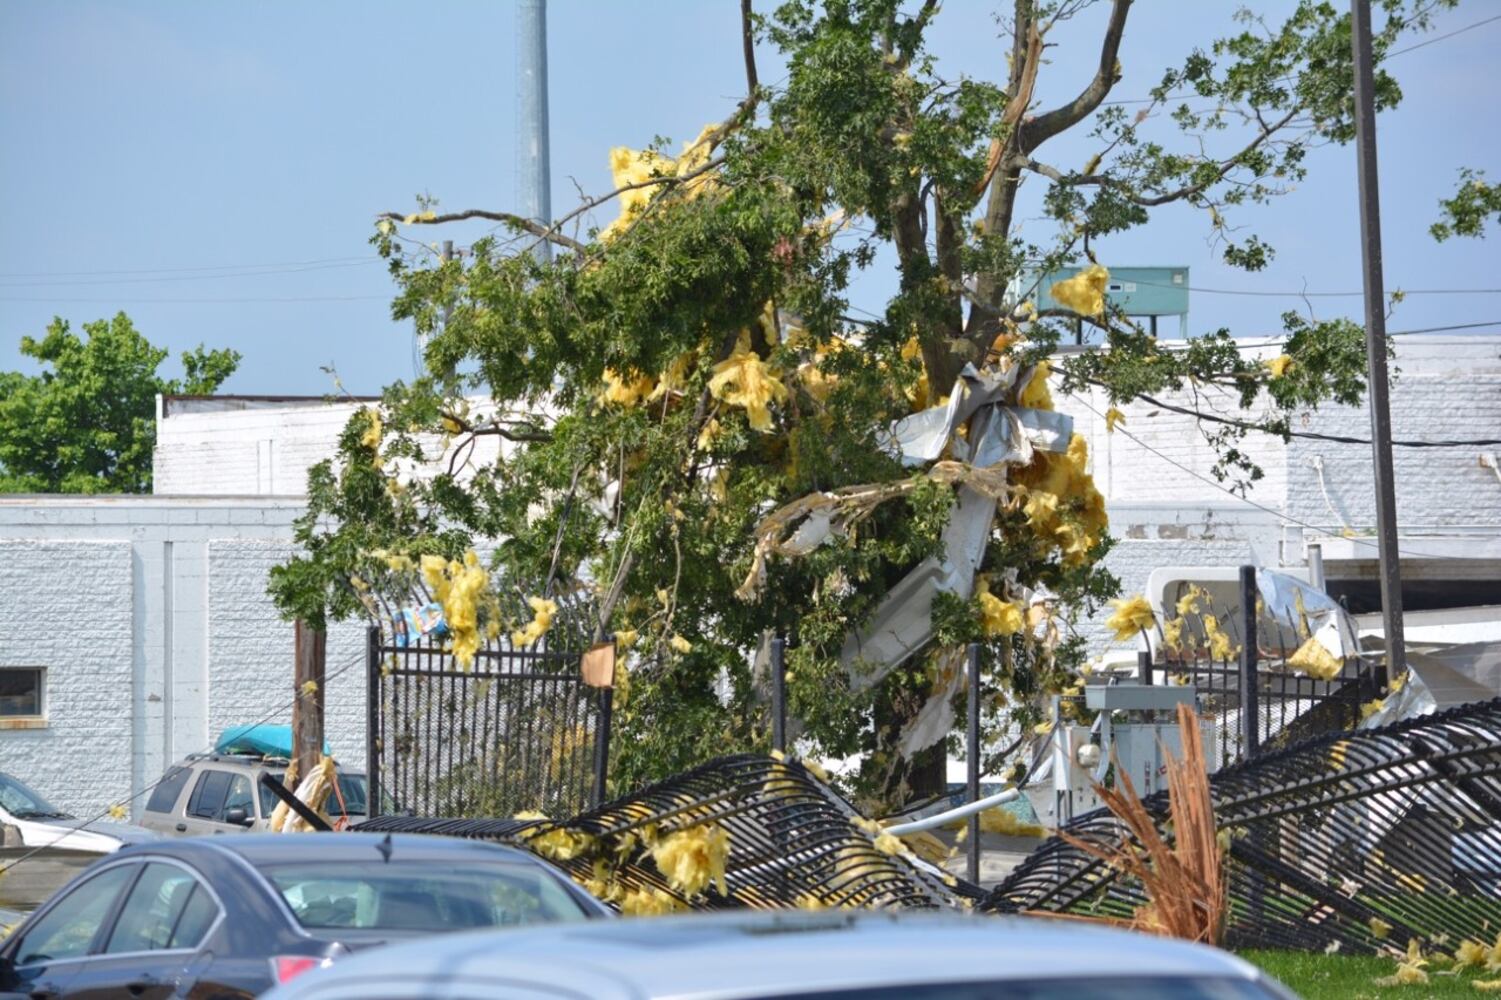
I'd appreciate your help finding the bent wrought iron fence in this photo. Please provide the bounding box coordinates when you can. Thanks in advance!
[983,699,1501,953]
[358,753,958,912]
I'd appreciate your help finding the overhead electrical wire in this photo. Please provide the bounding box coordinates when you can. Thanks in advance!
[1102,13,1501,106]
[1064,391,1469,563]
[0,259,382,288]
[1080,379,1501,449]
[0,293,391,304]
[0,255,378,279]
[1130,279,1501,299]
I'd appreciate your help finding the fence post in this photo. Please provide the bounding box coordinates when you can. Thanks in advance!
[1138,649,1153,686]
[1239,564,1260,759]
[593,686,614,808]
[365,625,382,819]
[967,641,981,885]
[770,635,787,753]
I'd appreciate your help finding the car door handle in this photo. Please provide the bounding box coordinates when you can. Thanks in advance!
[127,975,159,996]
[29,984,59,1000]
[175,822,187,832]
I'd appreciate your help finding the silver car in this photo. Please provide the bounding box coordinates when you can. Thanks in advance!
[139,754,371,836]
[263,910,1293,999]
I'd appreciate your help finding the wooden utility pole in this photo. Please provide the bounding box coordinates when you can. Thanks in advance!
[1350,0,1406,680]
[292,620,327,778]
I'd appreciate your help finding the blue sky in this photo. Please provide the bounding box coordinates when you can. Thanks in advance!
[1,1,1496,395]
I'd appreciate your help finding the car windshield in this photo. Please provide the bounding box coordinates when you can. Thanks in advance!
[773,978,1285,1000]
[0,772,70,819]
[261,861,589,932]
[261,773,368,818]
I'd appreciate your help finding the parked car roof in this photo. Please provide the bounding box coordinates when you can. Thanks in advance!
[265,910,1284,1000]
[123,831,544,868]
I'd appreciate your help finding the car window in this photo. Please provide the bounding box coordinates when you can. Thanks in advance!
[335,774,368,814]
[170,885,218,948]
[262,862,589,932]
[145,767,193,815]
[0,772,70,820]
[187,771,232,820]
[771,978,1287,999]
[261,772,368,817]
[16,865,136,965]
[222,774,253,819]
[105,863,216,953]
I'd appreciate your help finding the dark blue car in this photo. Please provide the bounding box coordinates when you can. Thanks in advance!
[0,832,608,999]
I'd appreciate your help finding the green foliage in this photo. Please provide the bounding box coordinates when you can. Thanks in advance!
[0,313,239,494]
[1430,167,1501,241]
[276,0,1461,805]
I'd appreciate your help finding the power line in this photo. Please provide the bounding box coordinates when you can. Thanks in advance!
[0,259,382,288]
[0,255,377,279]
[0,646,368,878]
[0,293,390,304]
[1101,14,1501,107]
[1086,379,1501,449]
[1065,391,1469,563]
[1131,278,1501,299]
[1386,12,1501,57]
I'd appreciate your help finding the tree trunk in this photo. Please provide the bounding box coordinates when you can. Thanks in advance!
[292,620,327,779]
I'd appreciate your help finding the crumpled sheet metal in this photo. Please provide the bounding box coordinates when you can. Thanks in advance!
[1359,668,1436,729]
[1256,568,1359,663]
[898,647,967,756]
[843,363,1071,689]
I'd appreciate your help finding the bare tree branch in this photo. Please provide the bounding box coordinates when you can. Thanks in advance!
[1019,0,1131,152]
[1015,107,1299,207]
[377,210,588,253]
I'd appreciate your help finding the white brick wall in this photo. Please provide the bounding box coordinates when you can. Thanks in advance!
[0,500,366,819]
[0,540,134,817]
[208,540,367,769]
[153,396,508,497]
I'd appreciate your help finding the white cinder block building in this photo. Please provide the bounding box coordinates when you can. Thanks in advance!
[0,499,366,818]
[1,334,1496,816]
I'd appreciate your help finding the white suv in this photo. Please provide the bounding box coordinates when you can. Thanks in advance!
[138,754,370,837]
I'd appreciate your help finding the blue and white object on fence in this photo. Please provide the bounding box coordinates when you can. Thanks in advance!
[392,602,448,648]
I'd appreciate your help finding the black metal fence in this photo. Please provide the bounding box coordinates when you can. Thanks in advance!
[358,753,957,912]
[366,622,612,820]
[1150,566,1384,767]
[983,698,1501,953]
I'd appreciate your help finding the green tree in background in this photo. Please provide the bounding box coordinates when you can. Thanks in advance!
[0,312,240,493]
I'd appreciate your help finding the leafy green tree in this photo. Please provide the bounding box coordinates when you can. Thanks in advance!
[1431,168,1501,241]
[273,0,1460,806]
[0,313,239,493]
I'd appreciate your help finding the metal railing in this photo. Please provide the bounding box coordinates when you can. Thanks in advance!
[982,698,1501,953]
[366,623,612,820]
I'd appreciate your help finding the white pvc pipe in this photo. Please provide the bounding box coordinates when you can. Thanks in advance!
[882,787,1021,835]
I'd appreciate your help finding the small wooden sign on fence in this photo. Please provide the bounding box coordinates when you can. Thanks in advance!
[581,641,616,688]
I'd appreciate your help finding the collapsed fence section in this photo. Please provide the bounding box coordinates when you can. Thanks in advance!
[983,699,1501,953]
[358,753,961,913]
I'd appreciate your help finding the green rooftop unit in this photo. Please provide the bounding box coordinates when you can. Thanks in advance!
[1035,265,1190,337]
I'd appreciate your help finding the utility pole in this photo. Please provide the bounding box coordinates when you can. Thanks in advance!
[1350,0,1406,680]
[517,0,552,264]
[292,620,326,779]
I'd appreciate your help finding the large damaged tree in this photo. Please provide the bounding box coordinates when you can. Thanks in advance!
[271,0,1459,808]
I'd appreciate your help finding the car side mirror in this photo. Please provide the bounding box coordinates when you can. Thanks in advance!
[223,807,251,827]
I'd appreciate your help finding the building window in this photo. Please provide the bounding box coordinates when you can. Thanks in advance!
[0,668,45,725]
